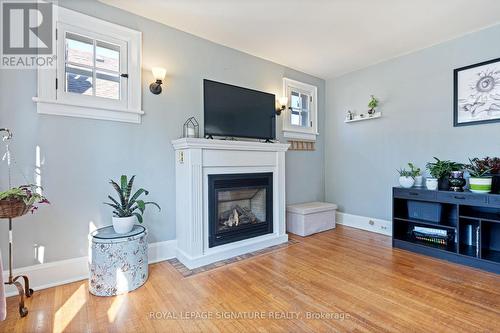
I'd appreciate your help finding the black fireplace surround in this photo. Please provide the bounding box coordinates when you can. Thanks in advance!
[208,173,273,248]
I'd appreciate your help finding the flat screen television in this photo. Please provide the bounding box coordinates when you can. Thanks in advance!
[203,79,276,140]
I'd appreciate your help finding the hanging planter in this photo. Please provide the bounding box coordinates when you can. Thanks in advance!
[0,198,30,219]
[0,128,50,317]
[0,185,49,218]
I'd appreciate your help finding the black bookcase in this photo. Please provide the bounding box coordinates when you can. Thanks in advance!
[392,187,500,274]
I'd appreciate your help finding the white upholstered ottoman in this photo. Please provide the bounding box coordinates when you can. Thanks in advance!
[286,202,337,236]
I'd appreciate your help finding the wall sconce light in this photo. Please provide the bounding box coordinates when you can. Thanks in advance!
[150,67,166,95]
[276,96,288,115]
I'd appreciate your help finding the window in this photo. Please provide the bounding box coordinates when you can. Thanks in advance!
[64,33,122,100]
[34,7,143,123]
[282,78,318,141]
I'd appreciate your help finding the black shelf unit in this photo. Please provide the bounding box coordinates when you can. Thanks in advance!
[393,187,500,274]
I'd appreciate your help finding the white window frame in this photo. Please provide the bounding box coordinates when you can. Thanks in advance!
[33,6,143,123]
[282,78,318,141]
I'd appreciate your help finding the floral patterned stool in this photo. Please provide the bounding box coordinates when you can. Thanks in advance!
[89,225,148,296]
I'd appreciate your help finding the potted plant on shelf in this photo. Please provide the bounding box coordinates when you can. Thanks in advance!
[465,158,493,194]
[408,162,423,187]
[0,185,49,218]
[425,157,463,191]
[397,168,415,188]
[104,175,161,234]
[484,157,500,194]
[367,95,379,116]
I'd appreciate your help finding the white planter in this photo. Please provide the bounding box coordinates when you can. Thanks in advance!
[112,216,137,234]
[399,176,415,188]
[469,177,492,193]
[414,175,423,187]
[426,178,438,190]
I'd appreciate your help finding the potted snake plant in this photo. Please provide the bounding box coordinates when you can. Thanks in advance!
[104,175,161,234]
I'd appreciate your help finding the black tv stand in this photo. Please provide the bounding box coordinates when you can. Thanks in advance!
[205,134,214,139]
[393,187,500,274]
[264,139,273,143]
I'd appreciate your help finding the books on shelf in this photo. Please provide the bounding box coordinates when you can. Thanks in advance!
[413,226,447,237]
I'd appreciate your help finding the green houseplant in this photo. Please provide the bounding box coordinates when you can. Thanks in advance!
[426,157,463,191]
[367,95,379,116]
[104,175,161,234]
[408,162,423,187]
[397,168,415,188]
[465,158,493,193]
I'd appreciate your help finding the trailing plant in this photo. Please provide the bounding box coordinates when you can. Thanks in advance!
[368,95,378,111]
[466,158,493,178]
[407,162,421,177]
[426,157,463,179]
[397,168,413,178]
[0,184,49,213]
[104,175,161,223]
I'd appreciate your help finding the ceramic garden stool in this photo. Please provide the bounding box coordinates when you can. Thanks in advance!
[89,225,148,296]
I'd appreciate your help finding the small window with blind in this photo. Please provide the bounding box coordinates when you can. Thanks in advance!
[282,78,318,141]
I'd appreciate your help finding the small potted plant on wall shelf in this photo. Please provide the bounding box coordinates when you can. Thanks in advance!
[426,157,463,191]
[466,158,493,193]
[104,175,161,234]
[367,95,379,116]
[397,168,415,188]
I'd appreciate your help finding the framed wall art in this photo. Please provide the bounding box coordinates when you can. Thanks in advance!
[454,57,500,126]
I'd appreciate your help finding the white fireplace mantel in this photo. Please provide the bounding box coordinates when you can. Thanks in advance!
[172,138,289,269]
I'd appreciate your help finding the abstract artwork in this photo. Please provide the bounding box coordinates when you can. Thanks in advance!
[454,57,500,126]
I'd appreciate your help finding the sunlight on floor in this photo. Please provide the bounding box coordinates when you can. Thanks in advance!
[107,294,126,323]
[53,284,87,333]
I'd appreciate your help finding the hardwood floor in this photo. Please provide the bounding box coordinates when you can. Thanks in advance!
[1,225,500,332]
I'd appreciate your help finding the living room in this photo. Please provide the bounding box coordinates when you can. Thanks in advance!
[0,0,499,332]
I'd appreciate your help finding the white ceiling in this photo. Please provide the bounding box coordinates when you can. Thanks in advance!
[99,0,500,79]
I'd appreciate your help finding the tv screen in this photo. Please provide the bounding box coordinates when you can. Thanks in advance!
[204,80,276,140]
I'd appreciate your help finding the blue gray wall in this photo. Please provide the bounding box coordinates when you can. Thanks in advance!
[325,24,500,221]
[0,0,325,268]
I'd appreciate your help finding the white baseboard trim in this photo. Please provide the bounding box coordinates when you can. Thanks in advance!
[336,212,392,236]
[2,239,177,297]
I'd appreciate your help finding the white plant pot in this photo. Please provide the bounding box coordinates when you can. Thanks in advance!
[414,175,423,187]
[469,177,492,194]
[112,216,137,234]
[399,176,415,188]
[426,178,438,190]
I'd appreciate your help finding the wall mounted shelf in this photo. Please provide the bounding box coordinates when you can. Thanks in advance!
[345,112,382,123]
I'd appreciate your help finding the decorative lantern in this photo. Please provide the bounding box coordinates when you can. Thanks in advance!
[183,117,199,138]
